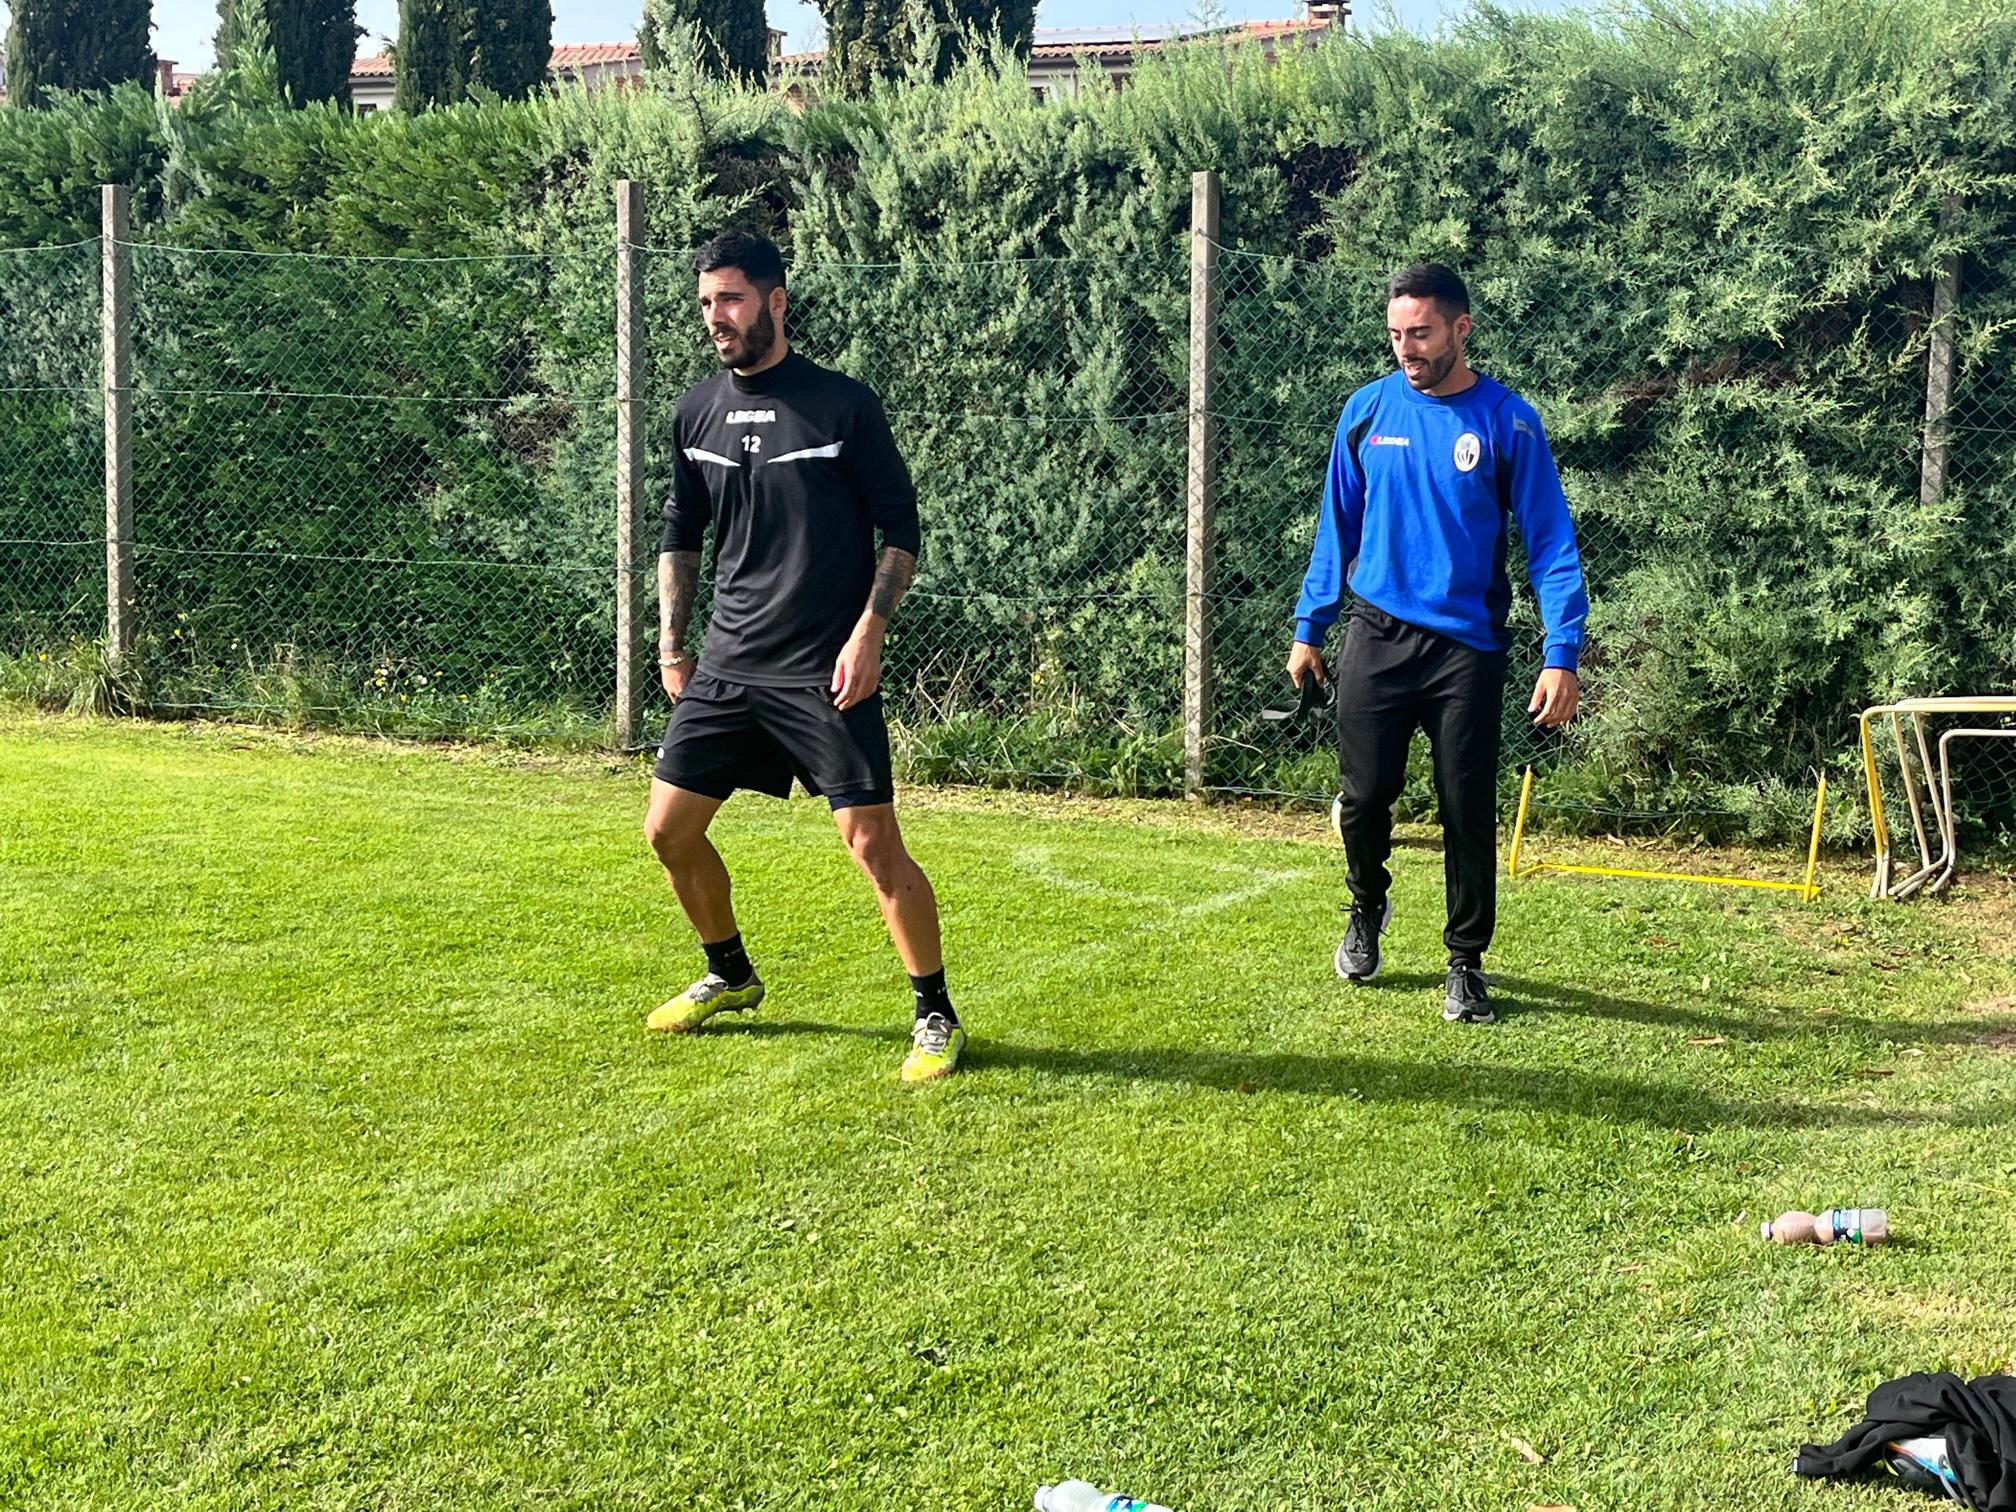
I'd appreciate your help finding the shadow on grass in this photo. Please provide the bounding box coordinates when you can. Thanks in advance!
[725,1019,2011,1131]
[1493,973,2016,1048]
[1348,970,2016,1045]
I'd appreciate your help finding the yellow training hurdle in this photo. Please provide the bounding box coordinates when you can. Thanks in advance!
[1507,766,1826,903]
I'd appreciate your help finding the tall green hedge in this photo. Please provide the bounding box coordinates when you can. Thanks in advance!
[1,0,2013,827]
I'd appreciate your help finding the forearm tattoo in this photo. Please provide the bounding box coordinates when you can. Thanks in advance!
[659,551,700,651]
[868,548,916,622]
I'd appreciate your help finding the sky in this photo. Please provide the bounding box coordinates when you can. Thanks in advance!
[0,0,1498,73]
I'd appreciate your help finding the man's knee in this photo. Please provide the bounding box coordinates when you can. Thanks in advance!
[645,810,703,868]
[1336,771,1401,823]
[644,814,679,864]
[1428,757,1499,837]
[1334,784,1379,821]
[844,819,911,890]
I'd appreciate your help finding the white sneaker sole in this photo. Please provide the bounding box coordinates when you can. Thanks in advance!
[1442,1003,1496,1025]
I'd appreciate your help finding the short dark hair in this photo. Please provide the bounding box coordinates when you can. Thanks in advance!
[693,229,786,294]
[1386,262,1470,317]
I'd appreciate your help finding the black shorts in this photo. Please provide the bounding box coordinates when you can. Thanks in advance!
[653,671,894,809]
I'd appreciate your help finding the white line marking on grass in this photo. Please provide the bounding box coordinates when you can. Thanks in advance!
[1002,866,1322,991]
[1176,870,1320,918]
[1008,845,1149,901]
[1010,846,1321,917]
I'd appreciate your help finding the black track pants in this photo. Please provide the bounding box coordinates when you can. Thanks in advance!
[1331,599,1507,963]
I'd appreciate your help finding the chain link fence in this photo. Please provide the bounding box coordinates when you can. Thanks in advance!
[118,241,618,738]
[2,203,2011,841]
[0,239,103,704]
[1871,249,2016,862]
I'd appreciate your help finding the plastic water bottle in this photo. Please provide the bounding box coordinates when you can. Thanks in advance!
[1760,1208,1889,1246]
[1034,1480,1174,1512]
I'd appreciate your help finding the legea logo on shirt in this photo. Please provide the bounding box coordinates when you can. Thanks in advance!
[1365,434,1410,447]
[725,408,776,424]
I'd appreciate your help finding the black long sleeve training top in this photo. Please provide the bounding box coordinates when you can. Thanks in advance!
[662,350,921,687]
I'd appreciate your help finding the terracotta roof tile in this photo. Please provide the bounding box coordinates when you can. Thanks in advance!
[1243,16,1329,31]
[351,42,643,79]
[548,43,642,69]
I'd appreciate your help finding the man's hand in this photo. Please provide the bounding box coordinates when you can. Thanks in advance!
[831,547,911,710]
[660,649,695,703]
[1529,667,1580,727]
[1286,639,1328,691]
[832,628,883,710]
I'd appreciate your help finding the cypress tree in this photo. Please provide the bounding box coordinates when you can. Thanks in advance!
[469,0,553,101]
[393,0,549,111]
[817,0,899,95]
[936,0,1034,77]
[216,0,362,107]
[640,0,771,84]
[3,0,154,108]
[817,0,1031,94]
[393,0,470,112]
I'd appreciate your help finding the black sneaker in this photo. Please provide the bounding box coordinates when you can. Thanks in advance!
[1442,963,1495,1025]
[1334,898,1391,982]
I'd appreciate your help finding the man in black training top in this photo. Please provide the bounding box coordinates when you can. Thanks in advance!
[643,230,965,1084]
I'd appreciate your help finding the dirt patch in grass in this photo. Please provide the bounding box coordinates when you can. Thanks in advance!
[1937,890,2016,958]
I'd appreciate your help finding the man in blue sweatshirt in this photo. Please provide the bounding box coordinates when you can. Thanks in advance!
[1287,263,1587,1025]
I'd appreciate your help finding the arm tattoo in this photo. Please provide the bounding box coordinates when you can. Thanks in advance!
[867,547,916,622]
[659,550,701,651]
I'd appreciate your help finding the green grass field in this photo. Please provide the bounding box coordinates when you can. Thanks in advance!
[5,714,2016,1510]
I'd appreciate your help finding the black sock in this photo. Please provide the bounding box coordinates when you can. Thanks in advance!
[703,933,755,988]
[910,968,957,1025]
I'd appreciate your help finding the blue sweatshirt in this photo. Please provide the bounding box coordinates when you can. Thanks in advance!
[1294,370,1588,672]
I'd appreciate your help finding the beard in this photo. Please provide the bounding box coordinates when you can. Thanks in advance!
[713,303,778,370]
[1402,345,1458,392]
